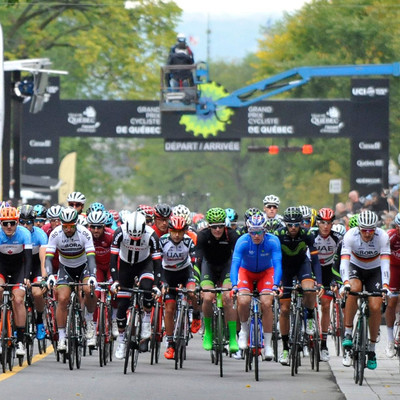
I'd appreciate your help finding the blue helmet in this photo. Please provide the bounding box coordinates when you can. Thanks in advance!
[246,213,266,231]
[225,208,238,222]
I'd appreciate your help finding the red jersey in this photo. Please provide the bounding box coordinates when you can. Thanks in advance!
[42,222,60,272]
[92,228,114,271]
[387,228,400,290]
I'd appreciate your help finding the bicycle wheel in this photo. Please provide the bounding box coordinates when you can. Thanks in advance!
[353,324,361,384]
[132,309,141,372]
[217,308,224,377]
[124,309,134,374]
[154,302,163,364]
[174,308,183,370]
[253,313,260,381]
[75,309,84,370]
[290,309,301,377]
[309,333,315,370]
[330,301,339,356]
[26,306,35,365]
[98,303,106,367]
[272,297,279,362]
[358,315,368,386]
[67,297,76,370]
[314,310,320,372]
[150,301,159,365]
[1,304,8,373]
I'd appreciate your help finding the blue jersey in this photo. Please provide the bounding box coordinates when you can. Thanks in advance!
[230,233,282,287]
[0,225,32,257]
[29,226,48,255]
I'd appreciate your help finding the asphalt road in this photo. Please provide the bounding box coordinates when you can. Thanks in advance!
[0,334,345,400]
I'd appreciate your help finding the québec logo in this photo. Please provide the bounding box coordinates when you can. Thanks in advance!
[310,107,344,134]
[67,106,101,134]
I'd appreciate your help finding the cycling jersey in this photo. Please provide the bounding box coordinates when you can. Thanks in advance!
[28,226,48,280]
[384,228,400,290]
[159,233,195,272]
[275,227,322,284]
[340,226,390,286]
[230,233,282,287]
[196,227,238,266]
[92,229,113,270]
[0,225,33,280]
[46,225,95,270]
[110,224,162,286]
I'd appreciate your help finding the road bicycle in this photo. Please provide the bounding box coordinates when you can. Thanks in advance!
[60,283,88,370]
[307,300,321,371]
[0,282,17,373]
[150,294,164,365]
[96,282,114,367]
[171,286,194,370]
[271,294,280,362]
[343,290,383,386]
[202,287,230,377]
[329,287,344,356]
[23,287,36,366]
[43,284,58,360]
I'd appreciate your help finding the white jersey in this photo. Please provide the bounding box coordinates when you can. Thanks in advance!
[313,231,342,267]
[340,226,390,285]
[46,225,95,268]
[111,224,161,264]
[159,234,195,271]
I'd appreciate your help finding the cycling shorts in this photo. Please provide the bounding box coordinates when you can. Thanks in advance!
[0,261,25,285]
[281,258,313,299]
[163,267,196,302]
[389,263,400,292]
[348,263,382,292]
[56,263,90,285]
[237,267,274,293]
[321,264,337,298]
[200,258,231,287]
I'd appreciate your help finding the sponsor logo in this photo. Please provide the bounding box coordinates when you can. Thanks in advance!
[310,107,344,134]
[356,159,384,167]
[358,141,382,150]
[355,178,382,184]
[29,139,52,147]
[352,86,388,97]
[26,157,54,165]
[68,106,101,133]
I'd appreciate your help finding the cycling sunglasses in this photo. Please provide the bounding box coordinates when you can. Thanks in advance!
[2,221,17,227]
[286,222,301,228]
[68,202,83,207]
[20,219,34,225]
[210,224,225,230]
[249,230,264,236]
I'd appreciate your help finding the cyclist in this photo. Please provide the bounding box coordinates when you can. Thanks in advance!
[299,205,313,229]
[152,203,172,238]
[275,207,322,365]
[87,210,118,338]
[33,204,47,228]
[42,205,63,275]
[340,210,390,369]
[263,195,282,221]
[172,204,197,245]
[236,207,262,236]
[231,212,282,360]
[0,206,33,356]
[19,205,49,341]
[110,211,162,359]
[45,207,97,351]
[67,191,86,215]
[197,207,239,353]
[137,204,156,226]
[313,207,343,361]
[225,208,239,231]
[159,215,198,359]
[384,213,400,358]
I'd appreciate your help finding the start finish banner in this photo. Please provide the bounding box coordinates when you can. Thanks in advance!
[22,78,389,196]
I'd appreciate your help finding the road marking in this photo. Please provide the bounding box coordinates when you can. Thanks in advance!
[0,345,53,381]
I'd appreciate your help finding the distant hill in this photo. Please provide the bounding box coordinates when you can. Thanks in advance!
[176,12,281,62]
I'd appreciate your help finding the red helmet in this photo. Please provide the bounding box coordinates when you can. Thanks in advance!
[317,207,335,222]
[108,209,120,222]
[0,206,19,221]
[168,215,187,231]
[136,204,155,218]
[192,213,204,224]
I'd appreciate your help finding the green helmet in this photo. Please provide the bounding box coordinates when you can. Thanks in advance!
[348,214,359,228]
[206,207,226,224]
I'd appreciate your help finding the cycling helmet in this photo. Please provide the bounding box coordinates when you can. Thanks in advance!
[317,207,335,222]
[225,208,238,222]
[154,203,172,219]
[263,195,280,207]
[177,33,186,42]
[86,202,105,215]
[247,213,266,231]
[283,207,303,223]
[348,214,359,228]
[169,215,187,231]
[59,207,78,224]
[298,205,312,219]
[192,213,204,224]
[195,219,208,231]
[109,209,120,222]
[265,218,280,232]
[67,191,86,205]
[125,211,146,239]
[119,209,131,224]
[357,210,378,229]
[206,207,226,224]
[394,213,400,226]
[47,205,63,220]
[331,223,346,236]
[0,206,19,221]
[104,211,115,227]
[87,210,106,225]
[19,205,36,221]
[33,204,47,218]
[77,214,88,227]
[137,204,155,218]
[244,207,262,223]
[172,204,192,225]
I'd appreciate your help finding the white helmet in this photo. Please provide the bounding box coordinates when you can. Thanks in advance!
[125,211,146,239]
[173,204,191,225]
[47,205,63,219]
[87,210,106,225]
[298,205,312,219]
[331,223,346,236]
[177,33,186,42]
[67,191,86,205]
[263,194,280,207]
[358,210,378,229]
[77,214,88,227]
[59,207,78,224]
